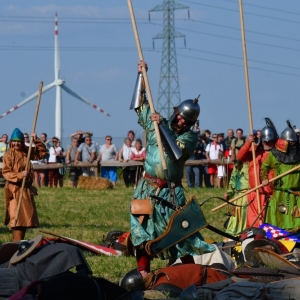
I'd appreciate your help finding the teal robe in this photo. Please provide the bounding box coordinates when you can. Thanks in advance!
[130,102,215,259]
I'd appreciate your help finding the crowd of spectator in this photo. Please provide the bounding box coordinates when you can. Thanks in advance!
[185,123,300,189]
[0,129,146,189]
[1,123,300,190]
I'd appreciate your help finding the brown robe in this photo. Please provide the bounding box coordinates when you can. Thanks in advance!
[2,138,47,229]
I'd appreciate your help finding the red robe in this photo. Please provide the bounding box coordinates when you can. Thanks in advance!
[237,141,274,227]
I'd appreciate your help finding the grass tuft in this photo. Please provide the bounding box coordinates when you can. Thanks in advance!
[0,181,227,282]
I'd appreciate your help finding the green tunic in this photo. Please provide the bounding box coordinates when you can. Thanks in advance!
[130,101,215,259]
[261,151,300,230]
[225,163,249,236]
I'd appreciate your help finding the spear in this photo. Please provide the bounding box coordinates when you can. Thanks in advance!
[15,82,43,227]
[211,163,300,212]
[127,0,169,182]
[238,0,262,225]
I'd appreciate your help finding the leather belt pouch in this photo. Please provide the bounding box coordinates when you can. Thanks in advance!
[131,199,151,215]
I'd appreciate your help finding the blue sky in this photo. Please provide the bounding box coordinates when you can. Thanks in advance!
[1,0,300,143]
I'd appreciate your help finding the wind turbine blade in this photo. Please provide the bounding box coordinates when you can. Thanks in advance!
[54,12,60,81]
[0,82,55,119]
[62,85,110,117]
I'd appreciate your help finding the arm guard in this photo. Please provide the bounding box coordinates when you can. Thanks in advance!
[130,73,145,111]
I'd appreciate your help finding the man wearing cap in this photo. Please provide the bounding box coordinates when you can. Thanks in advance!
[2,128,48,241]
[261,120,300,230]
[128,61,215,280]
[70,130,93,146]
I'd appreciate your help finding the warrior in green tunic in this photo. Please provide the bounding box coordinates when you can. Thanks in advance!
[225,161,249,236]
[261,121,300,230]
[130,61,215,278]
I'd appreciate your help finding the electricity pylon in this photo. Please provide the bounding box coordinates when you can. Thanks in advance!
[149,0,189,118]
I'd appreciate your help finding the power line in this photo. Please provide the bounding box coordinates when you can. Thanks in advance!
[149,22,300,53]
[187,19,300,43]
[1,43,299,77]
[179,0,300,25]
[180,47,300,71]
[177,53,300,77]
[223,0,300,17]
[0,45,154,52]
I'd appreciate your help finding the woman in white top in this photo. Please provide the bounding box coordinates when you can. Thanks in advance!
[47,137,62,188]
[130,139,146,184]
[119,138,135,187]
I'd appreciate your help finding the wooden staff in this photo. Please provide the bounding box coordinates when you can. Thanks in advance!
[15,82,43,227]
[211,163,300,212]
[127,0,168,179]
[239,0,262,224]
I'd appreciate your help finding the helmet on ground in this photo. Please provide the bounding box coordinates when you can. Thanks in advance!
[261,117,278,142]
[169,96,200,125]
[280,120,298,142]
[119,268,145,291]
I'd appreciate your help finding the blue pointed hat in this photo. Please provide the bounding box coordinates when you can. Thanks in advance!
[10,128,24,141]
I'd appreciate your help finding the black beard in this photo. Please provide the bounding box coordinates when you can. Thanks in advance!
[171,122,190,134]
[272,142,300,163]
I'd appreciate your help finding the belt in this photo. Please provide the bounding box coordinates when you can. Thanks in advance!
[144,173,182,189]
[8,180,32,188]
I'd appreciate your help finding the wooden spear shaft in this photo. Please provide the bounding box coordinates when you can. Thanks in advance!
[15,82,43,227]
[127,0,167,173]
[238,0,262,225]
[211,163,300,212]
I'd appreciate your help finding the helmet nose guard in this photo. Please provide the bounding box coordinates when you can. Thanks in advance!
[170,95,200,124]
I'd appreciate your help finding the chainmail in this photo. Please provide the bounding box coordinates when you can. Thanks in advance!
[271,142,300,164]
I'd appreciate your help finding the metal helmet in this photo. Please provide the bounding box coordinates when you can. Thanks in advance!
[170,96,200,125]
[119,268,145,291]
[261,126,276,142]
[280,120,298,142]
[261,117,278,142]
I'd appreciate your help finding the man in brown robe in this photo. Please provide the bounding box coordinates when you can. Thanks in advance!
[2,128,47,241]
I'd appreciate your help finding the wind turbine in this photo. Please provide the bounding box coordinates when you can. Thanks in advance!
[0,13,110,140]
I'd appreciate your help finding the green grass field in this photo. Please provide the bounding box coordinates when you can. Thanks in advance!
[0,178,228,282]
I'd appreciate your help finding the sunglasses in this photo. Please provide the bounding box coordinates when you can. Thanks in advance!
[24,136,29,138]
[106,138,112,140]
